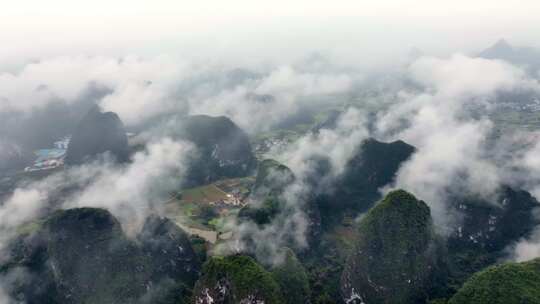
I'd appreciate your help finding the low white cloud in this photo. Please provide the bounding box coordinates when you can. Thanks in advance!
[189,65,357,132]
[510,228,540,262]
[0,173,67,262]
[0,55,359,132]
[0,188,45,262]
[378,54,540,230]
[277,107,369,180]
[256,66,353,97]
[64,138,195,235]
[218,108,369,264]
[0,55,190,125]
[0,136,195,262]
[409,54,531,98]
[502,136,540,262]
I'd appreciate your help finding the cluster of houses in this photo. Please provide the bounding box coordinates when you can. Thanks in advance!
[208,191,246,208]
[24,136,71,172]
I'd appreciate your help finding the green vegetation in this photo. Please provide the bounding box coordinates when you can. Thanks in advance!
[304,219,359,303]
[181,115,257,186]
[166,177,254,231]
[342,189,440,304]
[193,255,283,304]
[358,190,432,254]
[318,138,415,227]
[253,159,294,195]
[4,208,201,304]
[236,159,293,232]
[189,236,208,265]
[9,106,540,304]
[449,258,540,304]
[272,248,311,304]
[198,205,219,222]
[239,196,282,225]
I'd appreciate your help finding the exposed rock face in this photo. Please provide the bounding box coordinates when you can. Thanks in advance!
[446,186,540,283]
[46,208,148,304]
[341,190,439,304]
[449,258,540,304]
[65,107,129,165]
[193,255,283,304]
[138,214,200,283]
[1,208,199,304]
[0,230,60,304]
[449,187,539,253]
[181,115,257,186]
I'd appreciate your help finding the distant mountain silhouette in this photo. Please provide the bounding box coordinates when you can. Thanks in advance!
[478,39,540,72]
[65,106,129,165]
[180,115,257,186]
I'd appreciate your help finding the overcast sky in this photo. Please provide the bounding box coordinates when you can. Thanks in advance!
[2,0,540,67]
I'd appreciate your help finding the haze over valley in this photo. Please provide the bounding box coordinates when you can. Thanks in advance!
[2,1,540,303]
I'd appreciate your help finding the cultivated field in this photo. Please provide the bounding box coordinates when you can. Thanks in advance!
[179,184,228,204]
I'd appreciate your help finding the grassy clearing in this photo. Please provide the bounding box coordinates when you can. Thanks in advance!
[163,178,253,244]
[214,177,254,194]
[180,184,228,204]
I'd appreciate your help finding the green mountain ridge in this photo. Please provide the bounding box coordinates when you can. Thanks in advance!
[1,208,200,304]
[341,190,442,304]
[449,258,540,304]
[192,255,283,304]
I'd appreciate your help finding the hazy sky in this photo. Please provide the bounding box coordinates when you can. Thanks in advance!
[2,0,540,67]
